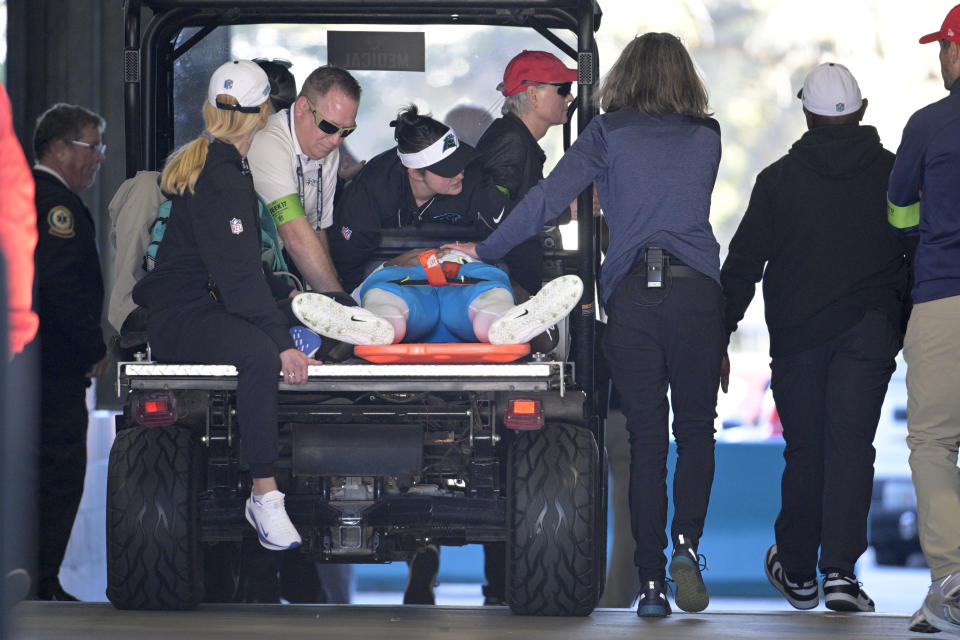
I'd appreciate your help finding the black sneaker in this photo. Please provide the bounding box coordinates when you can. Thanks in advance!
[669,534,709,612]
[403,545,439,605]
[637,579,671,618]
[764,544,818,610]
[34,579,79,602]
[823,571,875,612]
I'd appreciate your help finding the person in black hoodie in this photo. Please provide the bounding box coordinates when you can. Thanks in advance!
[721,63,912,613]
[133,60,324,553]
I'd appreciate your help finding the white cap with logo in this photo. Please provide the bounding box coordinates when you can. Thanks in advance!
[207,60,271,114]
[797,62,863,117]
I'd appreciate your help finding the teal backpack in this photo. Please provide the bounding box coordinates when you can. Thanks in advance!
[143,196,290,277]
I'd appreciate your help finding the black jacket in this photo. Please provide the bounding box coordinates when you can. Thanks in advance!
[33,169,106,378]
[721,125,912,358]
[476,112,546,204]
[328,146,506,292]
[133,141,294,351]
[476,112,566,293]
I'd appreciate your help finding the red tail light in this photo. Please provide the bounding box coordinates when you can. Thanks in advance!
[504,399,544,431]
[134,393,178,427]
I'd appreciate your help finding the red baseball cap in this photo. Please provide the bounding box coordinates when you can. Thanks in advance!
[919,4,960,44]
[499,50,578,97]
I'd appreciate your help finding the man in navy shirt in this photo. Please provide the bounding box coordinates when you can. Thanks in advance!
[888,4,960,634]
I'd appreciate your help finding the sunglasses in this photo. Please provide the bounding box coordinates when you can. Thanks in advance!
[71,139,107,155]
[524,81,573,97]
[304,97,357,138]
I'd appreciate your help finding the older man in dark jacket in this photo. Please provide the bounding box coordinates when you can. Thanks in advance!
[30,103,109,601]
[475,50,576,295]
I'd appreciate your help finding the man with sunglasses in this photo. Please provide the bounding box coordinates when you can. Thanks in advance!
[248,65,361,294]
[474,50,576,297]
[29,103,109,601]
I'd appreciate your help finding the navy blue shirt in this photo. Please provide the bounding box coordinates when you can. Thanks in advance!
[888,78,960,303]
[476,111,721,305]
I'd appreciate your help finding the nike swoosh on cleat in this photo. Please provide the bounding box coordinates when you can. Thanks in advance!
[350,316,368,323]
[248,507,270,540]
[492,207,506,224]
[513,309,529,318]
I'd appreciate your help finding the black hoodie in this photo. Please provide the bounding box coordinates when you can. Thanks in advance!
[721,124,912,358]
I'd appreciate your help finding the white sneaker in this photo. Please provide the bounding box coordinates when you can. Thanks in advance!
[488,275,583,345]
[245,490,302,551]
[922,572,960,637]
[910,605,942,634]
[291,293,394,346]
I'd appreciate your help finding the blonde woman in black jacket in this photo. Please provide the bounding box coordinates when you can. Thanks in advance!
[134,60,314,551]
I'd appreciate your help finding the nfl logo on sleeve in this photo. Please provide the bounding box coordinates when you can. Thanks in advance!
[230,218,244,235]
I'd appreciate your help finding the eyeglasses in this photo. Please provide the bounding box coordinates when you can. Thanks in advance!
[523,81,573,97]
[71,140,106,155]
[304,97,357,138]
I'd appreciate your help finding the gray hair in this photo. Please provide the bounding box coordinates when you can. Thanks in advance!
[33,103,105,161]
[501,91,532,116]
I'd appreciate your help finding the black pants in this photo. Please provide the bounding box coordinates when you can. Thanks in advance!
[771,309,899,579]
[36,374,88,592]
[602,269,724,582]
[147,297,291,478]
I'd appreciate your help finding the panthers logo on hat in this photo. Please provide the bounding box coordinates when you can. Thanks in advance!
[224,79,234,89]
[46,206,75,238]
[442,133,457,152]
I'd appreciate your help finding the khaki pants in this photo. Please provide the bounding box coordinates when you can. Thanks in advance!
[904,295,960,580]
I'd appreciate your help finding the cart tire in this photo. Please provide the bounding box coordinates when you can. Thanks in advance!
[106,426,202,610]
[507,423,600,616]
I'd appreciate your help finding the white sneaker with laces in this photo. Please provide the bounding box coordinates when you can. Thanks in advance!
[922,572,960,637]
[245,490,302,551]
[292,293,394,346]
[488,275,583,345]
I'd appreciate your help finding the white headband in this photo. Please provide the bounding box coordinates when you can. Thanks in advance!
[397,128,460,169]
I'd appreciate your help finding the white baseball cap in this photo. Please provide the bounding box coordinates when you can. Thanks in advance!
[797,62,863,117]
[207,60,271,114]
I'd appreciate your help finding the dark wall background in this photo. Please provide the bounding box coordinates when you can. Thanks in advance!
[7,0,133,407]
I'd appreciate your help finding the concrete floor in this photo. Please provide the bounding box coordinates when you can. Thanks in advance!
[8,602,933,640]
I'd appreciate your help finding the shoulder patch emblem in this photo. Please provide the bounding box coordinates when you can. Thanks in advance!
[230,217,244,235]
[46,206,75,238]
[442,133,457,152]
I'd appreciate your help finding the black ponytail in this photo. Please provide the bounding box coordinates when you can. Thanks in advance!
[389,104,450,153]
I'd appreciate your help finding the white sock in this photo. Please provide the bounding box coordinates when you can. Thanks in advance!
[361,288,408,343]
[469,288,514,343]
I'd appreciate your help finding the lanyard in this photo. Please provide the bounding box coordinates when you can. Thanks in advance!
[288,109,323,231]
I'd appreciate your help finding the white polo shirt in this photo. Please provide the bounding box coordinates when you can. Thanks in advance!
[248,108,339,231]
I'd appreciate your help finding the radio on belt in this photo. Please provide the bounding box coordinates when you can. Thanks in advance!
[645,247,664,288]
